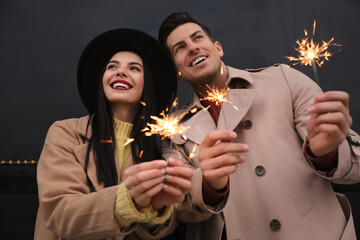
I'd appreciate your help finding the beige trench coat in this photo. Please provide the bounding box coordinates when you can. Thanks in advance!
[34,116,176,240]
[161,64,360,240]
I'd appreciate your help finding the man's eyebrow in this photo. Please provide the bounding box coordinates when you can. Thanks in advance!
[171,30,204,52]
[190,30,203,38]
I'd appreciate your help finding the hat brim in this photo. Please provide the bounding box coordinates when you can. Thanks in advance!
[77,28,177,114]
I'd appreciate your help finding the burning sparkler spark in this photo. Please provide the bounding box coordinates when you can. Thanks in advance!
[190,107,198,114]
[142,99,189,140]
[286,20,341,67]
[286,20,341,84]
[123,138,134,147]
[200,84,238,110]
[200,84,232,106]
[188,143,198,160]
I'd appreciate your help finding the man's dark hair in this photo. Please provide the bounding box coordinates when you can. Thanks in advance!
[158,12,215,50]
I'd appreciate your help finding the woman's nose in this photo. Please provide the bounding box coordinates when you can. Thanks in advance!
[116,69,127,77]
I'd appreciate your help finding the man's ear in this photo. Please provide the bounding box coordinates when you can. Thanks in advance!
[214,41,224,58]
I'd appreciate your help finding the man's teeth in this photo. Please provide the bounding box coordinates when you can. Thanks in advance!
[113,82,129,89]
[191,56,206,66]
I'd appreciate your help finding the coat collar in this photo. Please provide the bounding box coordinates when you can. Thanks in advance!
[77,115,92,140]
[225,66,254,86]
[173,66,258,144]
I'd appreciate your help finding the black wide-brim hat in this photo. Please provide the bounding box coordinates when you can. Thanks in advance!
[77,28,177,114]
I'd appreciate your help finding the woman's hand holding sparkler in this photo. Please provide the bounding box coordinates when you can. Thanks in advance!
[124,158,193,210]
[124,160,168,208]
[306,91,352,157]
[197,130,248,190]
[151,158,193,210]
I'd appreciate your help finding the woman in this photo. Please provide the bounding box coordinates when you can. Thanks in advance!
[34,28,193,240]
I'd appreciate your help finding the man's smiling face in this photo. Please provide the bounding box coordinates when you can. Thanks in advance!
[166,22,224,88]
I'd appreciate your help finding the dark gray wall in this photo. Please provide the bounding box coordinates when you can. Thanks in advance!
[1,0,359,160]
[0,0,360,239]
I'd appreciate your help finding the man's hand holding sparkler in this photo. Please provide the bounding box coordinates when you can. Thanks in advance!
[306,91,352,157]
[197,130,248,190]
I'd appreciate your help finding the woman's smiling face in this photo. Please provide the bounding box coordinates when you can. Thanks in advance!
[102,51,144,109]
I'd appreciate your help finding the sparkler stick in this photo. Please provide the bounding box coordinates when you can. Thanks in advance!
[286,20,341,85]
[311,59,320,85]
[188,143,198,160]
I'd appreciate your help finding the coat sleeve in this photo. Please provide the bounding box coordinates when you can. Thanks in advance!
[280,64,360,184]
[37,119,175,240]
[161,137,226,223]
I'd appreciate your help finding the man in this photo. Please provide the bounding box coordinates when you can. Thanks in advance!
[158,12,360,240]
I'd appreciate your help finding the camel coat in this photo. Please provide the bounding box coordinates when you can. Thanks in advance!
[34,116,176,240]
[161,64,360,240]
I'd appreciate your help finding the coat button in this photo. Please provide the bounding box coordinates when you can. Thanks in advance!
[242,120,252,129]
[255,166,265,176]
[270,219,281,231]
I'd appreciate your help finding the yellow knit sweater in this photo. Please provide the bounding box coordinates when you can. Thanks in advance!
[113,118,173,227]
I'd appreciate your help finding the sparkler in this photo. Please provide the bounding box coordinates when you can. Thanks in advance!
[286,20,341,85]
[123,138,134,147]
[188,143,198,160]
[200,84,238,110]
[142,99,189,140]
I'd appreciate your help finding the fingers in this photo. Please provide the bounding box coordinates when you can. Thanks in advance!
[156,158,193,201]
[201,130,237,147]
[199,142,249,161]
[310,112,349,133]
[309,91,352,126]
[125,166,166,190]
[306,91,352,156]
[124,160,167,178]
[164,159,193,190]
[124,160,168,208]
[127,175,164,199]
[163,175,191,193]
[132,183,163,208]
[124,158,193,208]
[166,157,185,167]
[314,91,349,109]
[200,153,245,172]
[203,164,239,180]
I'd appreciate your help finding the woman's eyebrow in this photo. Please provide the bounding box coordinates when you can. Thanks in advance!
[129,62,143,68]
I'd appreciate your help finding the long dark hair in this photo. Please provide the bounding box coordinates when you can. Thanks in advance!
[85,60,161,188]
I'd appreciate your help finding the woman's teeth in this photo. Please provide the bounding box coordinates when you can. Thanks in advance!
[113,82,130,89]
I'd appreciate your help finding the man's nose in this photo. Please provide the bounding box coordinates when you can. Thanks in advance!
[188,43,199,55]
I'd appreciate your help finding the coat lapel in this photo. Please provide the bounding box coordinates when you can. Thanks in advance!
[217,89,258,131]
[172,93,217,145]
[74,115,105,191]
[176,66,259,143]
[181,107,217,144]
